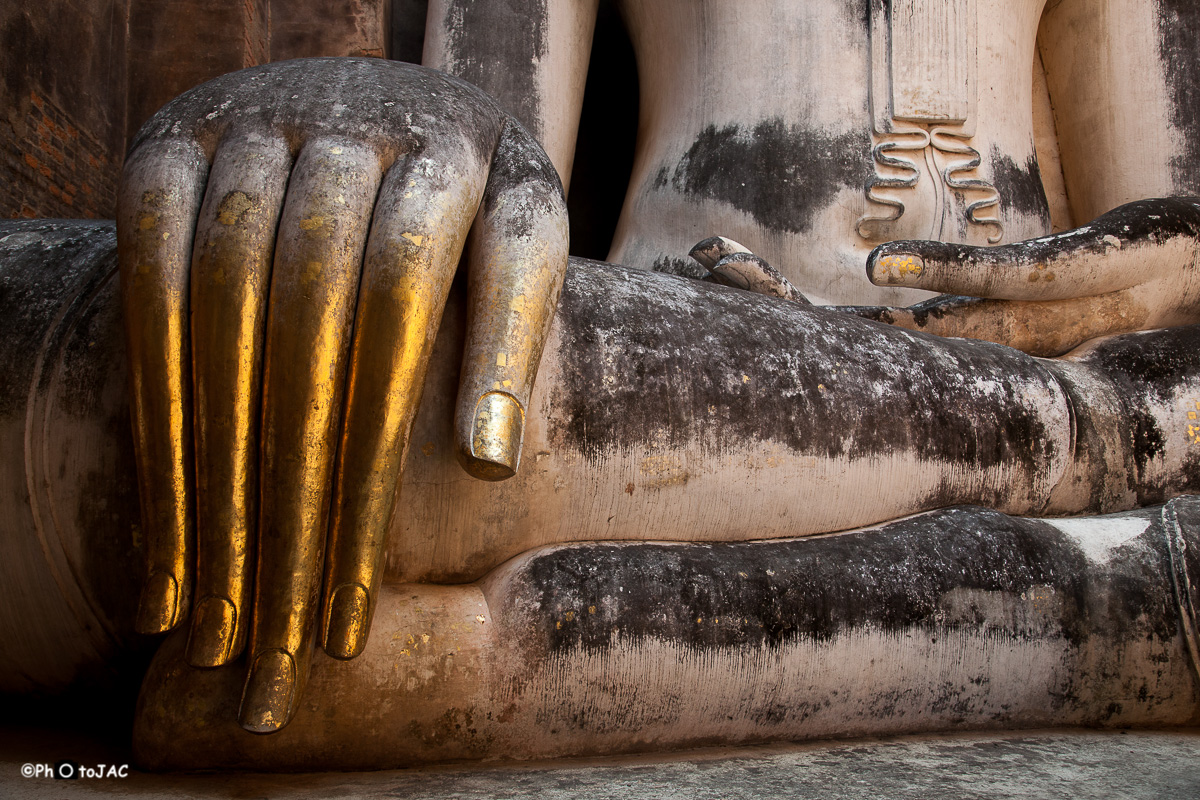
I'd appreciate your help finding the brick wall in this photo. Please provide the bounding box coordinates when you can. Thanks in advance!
[2,0,410,222]
[2,1,129,220]
[3,90,117,219]
[270,0,391,61]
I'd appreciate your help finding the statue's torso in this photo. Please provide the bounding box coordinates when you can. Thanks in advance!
[611,0,1053,305]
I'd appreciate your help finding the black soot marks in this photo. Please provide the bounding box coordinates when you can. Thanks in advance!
[482,119,564,238]
[1158,0,1200,192]
[838,294,986,329]
[1080,325,1200,407]
[549,260,1061,505]
[989,147,1051,228]
[506,504,1179,656]
[651,255,705,279]
[659,119,871,234]
[890,198,1200,273]
[1073,324,1200,496]
[444,0,548,141]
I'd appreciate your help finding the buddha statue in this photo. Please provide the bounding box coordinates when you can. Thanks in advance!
[3,0,1200,769]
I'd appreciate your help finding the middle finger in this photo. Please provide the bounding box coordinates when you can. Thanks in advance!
[239,138,383,732]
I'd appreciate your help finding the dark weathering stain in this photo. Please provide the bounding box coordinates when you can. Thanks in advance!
[1158,0,1200,192]
[0,221,120,419]
[990,147,1050,228]
[1074,323,1200,501]
[655,119,872,234]
[651,255,706,279]
[2,11,39,100]
[503,503,1181,656]
[444,0,547,141]
[482,119,564,238]
[549,260,1062,510]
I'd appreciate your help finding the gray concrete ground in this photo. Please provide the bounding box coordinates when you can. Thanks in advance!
[1,726,1197,799]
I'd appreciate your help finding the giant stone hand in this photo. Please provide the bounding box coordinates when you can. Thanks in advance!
[117,57,568,732]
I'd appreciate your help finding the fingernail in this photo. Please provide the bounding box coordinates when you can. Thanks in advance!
[323,583,370,659]
[239,649,297,733]
[871,252,925,284]
[465,391,523,481]
[186,596,236,667]
[135,571,179,634]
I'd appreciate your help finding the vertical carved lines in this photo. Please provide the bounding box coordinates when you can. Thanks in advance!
[888,0,974,123]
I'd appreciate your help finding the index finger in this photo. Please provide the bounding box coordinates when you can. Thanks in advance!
[455,121,569,481]
[867,197,1200,301]
[238,138,383,733]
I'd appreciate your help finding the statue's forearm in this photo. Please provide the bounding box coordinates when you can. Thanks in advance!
[423,0,600,182]
[386,259,1200,582]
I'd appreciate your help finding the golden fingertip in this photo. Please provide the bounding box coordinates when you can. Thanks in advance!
[239,649,297,733]
[323,583,370,659]
[186,596,237,667]
[135,571,180,635]
[461,391,523,481]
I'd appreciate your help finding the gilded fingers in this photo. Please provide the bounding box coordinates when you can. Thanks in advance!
[187,135,292,667]
[322,153,491,659]
[115,61,569,737]
[240,139,384,733]
[117,140,209,635]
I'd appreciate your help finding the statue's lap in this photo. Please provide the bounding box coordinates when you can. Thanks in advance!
[3,221,1199,768]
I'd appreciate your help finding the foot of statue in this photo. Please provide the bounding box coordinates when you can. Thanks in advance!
[132,500,1200,770]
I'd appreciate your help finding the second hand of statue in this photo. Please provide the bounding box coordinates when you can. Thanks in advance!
[117,59,568,733]
[857,199,1200,357]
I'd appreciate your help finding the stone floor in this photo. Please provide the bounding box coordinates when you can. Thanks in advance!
[1,725,1197,799]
